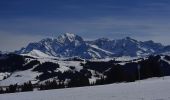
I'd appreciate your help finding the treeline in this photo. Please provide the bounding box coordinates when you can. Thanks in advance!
[85,55,170,85]
[0,73,90,94]
[0,54,25,72]
[0,81,33,94]
[0,54,41,72]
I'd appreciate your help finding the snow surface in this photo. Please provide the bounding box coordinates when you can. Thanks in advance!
[89,44,114,55]
[0,69,41,86]
[115,56,139,61]
[1,77,170,100]
[0,58,84,86]
[22,49,51,58]
[0,72,10,80]
[57,61,83,72]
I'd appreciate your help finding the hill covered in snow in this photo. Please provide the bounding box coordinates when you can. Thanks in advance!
[1,53,170,88]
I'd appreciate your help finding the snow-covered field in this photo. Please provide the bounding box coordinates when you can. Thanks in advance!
[1,76,170,100]
[0,60,84,86]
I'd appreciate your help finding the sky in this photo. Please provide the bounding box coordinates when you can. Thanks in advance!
[0,0,170,51]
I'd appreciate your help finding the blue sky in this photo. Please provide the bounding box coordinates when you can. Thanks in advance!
[0,0,170,51]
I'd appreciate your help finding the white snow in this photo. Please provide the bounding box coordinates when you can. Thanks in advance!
[89,57,113,62]
[88,49,101,58]
[0,72,10,80]
[22,49,51,58]
[1,77,170,100]
[65,33,76,42]
[57,33,77,43]
[88,69,103,84]
[138,45,148,52]
[57,61,83,72]
[35,57,83,72]
[136,50,143,56]
[89,44,114,55]
[162,58,170,65]
[0,69,41,86]
[0,57,84,86]
[115,56,139,61]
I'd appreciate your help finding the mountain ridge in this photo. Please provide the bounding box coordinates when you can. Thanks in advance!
[16,33,170,59]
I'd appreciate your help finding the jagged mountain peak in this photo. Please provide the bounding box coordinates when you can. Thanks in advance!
[95,38,110,41]
[56,33,84,44]
[64,33,76,38]
[119,36,138,43]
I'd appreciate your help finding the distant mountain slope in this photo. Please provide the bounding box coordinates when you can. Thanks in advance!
[21,49,51,58]
[89,37,165,57]
[16,33,170,59]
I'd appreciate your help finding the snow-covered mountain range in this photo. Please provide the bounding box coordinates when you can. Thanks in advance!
[16,33,170,59]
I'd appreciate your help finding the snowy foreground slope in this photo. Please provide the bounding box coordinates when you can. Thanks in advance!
[1,77,170,100]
